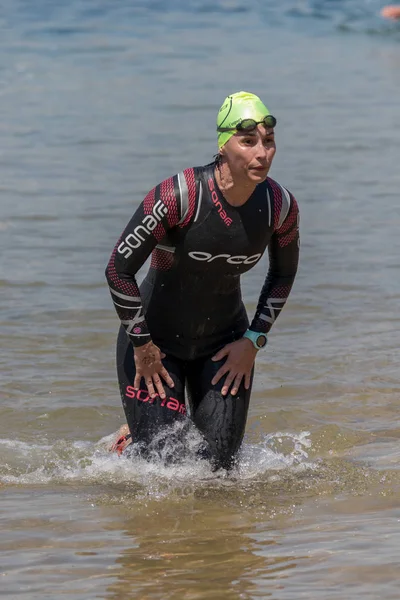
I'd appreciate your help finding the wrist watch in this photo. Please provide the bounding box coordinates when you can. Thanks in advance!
[243,329,268,350]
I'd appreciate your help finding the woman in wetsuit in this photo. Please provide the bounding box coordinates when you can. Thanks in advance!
[105,91,300,470]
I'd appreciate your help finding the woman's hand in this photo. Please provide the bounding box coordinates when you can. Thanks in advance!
[134,341,174,399]
[211,338,258,396]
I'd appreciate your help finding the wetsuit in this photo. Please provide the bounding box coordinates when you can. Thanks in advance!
[106,162,299,469]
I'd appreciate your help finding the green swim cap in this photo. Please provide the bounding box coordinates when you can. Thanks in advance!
[217,91,271,148]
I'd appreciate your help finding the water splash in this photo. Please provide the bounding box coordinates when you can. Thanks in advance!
[238,430,313,479]
[0,426,314,488]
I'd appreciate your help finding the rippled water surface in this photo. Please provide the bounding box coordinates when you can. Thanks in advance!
[1,1,400,598]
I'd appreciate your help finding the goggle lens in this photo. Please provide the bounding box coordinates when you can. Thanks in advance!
[236,115,277,131]
[217,115,277,133]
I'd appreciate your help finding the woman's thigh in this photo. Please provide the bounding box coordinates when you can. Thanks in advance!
[185,354,253,470]
[116,326,187,446]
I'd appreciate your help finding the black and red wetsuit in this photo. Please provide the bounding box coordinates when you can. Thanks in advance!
[105,161,299,469]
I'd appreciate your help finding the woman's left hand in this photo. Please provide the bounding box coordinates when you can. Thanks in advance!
[211,338,258,396]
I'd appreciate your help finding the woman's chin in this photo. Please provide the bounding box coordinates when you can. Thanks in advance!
[248,169,269,183]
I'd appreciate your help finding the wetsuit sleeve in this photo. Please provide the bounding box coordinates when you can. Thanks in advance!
[249,185,300,335]
[105,170,197,347]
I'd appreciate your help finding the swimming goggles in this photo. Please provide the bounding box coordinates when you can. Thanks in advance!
[217,115,277,133]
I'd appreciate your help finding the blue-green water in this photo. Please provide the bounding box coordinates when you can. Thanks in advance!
[1,2,400,598]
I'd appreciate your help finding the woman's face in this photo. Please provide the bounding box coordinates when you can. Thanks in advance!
[220,124,276,184]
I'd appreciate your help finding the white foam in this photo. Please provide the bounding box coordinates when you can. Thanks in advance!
[0,427,314,490]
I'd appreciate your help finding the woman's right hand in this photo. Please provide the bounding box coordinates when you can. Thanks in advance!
[133,341,174,399]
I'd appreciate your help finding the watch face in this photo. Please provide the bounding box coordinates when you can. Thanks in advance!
[256,335,267,348]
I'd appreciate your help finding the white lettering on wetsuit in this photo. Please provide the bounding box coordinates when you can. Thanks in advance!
[118,200,168,258]
[188,251,262,265]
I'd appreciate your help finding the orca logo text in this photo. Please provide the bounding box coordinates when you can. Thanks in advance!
[188,251,261,265]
